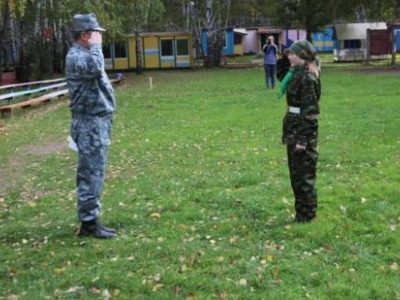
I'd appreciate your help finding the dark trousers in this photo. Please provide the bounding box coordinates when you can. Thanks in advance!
[264,64,276,89]
[286,144,318,220]
[71,116,112,222]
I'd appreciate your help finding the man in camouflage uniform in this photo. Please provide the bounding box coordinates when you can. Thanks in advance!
[65,13,116,238]
[281,40,321,223]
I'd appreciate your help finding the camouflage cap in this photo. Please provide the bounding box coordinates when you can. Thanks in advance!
[72,13,105,32]
[289,39,316,62]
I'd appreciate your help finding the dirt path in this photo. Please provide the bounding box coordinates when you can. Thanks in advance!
[0,101,69,196]
[0,138,67,195]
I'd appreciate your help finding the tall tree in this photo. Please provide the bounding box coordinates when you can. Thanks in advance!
[0,0,28,84]
[116,0,165,74]
[229,0,276,27]
[0,0,10,84]
[275,0,336,41]
[396,0,400,21]
[183,0,233,67]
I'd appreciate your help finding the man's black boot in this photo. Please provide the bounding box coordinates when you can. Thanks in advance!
[77,221,117,239]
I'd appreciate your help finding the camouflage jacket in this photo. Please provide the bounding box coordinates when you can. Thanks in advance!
[282,66,321,147]
[65,42,115,117]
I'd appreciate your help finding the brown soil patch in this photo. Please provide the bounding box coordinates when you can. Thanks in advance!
[0,137,68,195]
[22,140,66,155]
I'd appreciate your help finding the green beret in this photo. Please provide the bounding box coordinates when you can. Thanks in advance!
[289,39,316,62]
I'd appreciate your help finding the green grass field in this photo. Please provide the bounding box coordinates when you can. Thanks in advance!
[1,65,400,299]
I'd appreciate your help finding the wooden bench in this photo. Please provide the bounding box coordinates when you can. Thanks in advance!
[0,78,66,93]
[0,89,68,118]
[0,76,123,118]
[0,82,67,104]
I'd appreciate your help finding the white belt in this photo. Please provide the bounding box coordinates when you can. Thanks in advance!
[288,106,300,114]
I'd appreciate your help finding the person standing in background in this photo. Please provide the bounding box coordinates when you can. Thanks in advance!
[65,13,117,238]
[262,35,278,90]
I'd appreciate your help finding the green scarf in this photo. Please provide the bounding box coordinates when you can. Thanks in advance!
[277,68,293,99]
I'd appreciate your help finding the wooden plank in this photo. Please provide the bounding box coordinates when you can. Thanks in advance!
[0,89,68,118]
[0,76,122,118]
[0,82,67,102]
[0,77,66,92]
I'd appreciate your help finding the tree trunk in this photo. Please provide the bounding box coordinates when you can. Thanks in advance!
[0,29,3,85]
[206,32,215,67]
[306,30,312,42]
[0,2,10,85]
[205,0,215,67]
[396,0,400,22]
[135,31,143,74]
[52,19,66,74]
[15,1,40,82]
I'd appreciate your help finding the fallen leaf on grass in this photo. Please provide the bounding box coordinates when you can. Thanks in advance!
[261,259,267,265]
[150,213,161,219]
[9,268,17,277]
[152,284,164,292]
[153,273,161,281]
[102,289,111,300]
[216,290,228,300]
[179,264,188,273]
[229,236,239,243]
[91,288,101,295]
[53,267,65,275]
[238,278,247,286]
[67,286,83,293]
[54,289,62,297]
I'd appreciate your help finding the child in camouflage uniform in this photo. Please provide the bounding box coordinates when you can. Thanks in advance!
[280,39,321,223]
[65,14,117,238]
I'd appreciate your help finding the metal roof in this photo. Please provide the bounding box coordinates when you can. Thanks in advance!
[257,28,283,34]
[335,22,387,40]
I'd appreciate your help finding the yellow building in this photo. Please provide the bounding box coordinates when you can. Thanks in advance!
[104,32,194,70]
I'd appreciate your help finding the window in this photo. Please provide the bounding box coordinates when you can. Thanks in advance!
[114,42,127,58]
[223,32,227,48]
[234,34,242,45]
[344,39,361,49]
[102,45,111,59]
[176,39,189,56]
[161,40,173,56]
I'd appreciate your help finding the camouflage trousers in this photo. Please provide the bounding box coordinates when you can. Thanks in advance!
[286,144,318,221]
[71,115,112,222]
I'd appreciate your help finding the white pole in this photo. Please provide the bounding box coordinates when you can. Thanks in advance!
[149,77,153,89]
